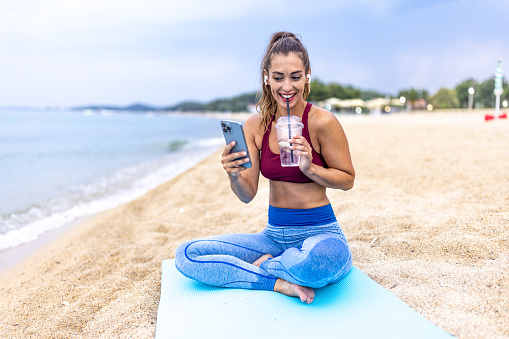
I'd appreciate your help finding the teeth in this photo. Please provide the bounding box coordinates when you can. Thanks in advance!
[281,94,294,99]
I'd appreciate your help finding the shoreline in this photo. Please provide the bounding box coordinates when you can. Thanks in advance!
[0,110,226,257]
[0,111,249,275]
[0,216,91,274]
[0,140,225,276]
[0,111,508,338]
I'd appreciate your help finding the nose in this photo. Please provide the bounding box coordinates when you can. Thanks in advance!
[282,78,293,92]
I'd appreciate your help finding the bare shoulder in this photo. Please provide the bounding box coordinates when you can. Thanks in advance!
[244,114,264,136]
[308,105,343,133]
[244,114,261,130]
[242,114,264,149]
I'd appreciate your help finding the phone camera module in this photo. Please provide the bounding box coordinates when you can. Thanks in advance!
[227,126,231,132]
[222,128,228,133]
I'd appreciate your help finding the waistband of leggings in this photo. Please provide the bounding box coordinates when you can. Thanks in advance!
[268,204,337,227]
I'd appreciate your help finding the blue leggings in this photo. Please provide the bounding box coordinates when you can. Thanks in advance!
[175,204,352,291]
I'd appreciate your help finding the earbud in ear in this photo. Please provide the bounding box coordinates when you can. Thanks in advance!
[264,75,268,86]
[307,74,311,83]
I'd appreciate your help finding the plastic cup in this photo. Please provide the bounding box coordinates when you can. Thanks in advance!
[275,116,304,167]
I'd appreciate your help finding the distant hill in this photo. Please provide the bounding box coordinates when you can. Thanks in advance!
[74,92,259,113]
[73,103,159,111]
[164,92,259,112]
[72,79,390,113]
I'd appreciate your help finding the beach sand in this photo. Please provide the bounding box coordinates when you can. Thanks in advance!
[0,111,508,338]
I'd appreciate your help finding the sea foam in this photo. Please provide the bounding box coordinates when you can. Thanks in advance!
[0,137,223,251]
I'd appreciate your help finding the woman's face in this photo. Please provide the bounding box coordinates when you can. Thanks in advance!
[266,52,308,111]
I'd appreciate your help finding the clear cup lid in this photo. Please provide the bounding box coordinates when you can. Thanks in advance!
[276,115,303,127]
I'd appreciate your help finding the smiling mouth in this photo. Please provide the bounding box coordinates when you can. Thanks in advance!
[279,93,296,102]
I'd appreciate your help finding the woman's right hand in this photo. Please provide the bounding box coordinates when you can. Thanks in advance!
[221,141,250,181]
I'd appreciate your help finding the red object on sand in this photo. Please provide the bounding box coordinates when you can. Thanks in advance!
[485,114,495,121]
[499,113,507,119]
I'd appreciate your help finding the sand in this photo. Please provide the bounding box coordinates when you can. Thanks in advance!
[0,111,508,338]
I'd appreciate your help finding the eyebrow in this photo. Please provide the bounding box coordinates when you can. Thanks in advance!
[272,71,303,75]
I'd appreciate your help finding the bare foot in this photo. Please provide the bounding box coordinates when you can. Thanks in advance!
[252,254,273,267]
[274,278,315,304]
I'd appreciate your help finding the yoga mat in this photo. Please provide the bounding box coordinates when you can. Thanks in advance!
[156,259,452,338]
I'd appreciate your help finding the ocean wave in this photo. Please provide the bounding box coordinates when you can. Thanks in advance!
[193,137,224,148]
[0,139,222,252]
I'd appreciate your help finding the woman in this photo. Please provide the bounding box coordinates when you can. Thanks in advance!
[175,32,355,304]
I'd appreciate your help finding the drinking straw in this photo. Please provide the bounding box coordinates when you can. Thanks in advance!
[287,99,294,162]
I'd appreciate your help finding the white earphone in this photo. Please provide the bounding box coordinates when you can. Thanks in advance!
[307,74,311,83]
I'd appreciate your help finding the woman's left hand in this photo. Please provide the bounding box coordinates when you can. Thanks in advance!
[290,135,313,174]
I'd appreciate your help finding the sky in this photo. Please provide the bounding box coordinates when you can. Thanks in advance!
[1,0,508,107]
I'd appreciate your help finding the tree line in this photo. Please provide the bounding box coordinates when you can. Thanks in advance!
[166,93,258,112]
[168,79,388,112]
[166,76,508,112]
[399,77,509,110]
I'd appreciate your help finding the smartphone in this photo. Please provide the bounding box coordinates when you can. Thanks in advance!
[221,120,252,168]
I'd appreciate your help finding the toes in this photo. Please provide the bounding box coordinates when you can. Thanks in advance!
[297,288,313,303]
[301,288,315,304]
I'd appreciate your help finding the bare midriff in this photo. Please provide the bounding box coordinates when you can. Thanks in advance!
[268,180,330,209]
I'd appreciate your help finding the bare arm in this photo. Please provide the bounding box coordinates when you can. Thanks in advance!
[290,111,355,190]
[221,116,261,203]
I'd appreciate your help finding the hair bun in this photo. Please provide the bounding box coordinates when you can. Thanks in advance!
[272,32,296,44]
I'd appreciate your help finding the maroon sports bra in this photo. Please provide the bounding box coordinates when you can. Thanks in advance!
[260,102,327,183]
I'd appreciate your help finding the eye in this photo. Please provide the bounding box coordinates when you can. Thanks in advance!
[274,77,283,81]
[292,76,302,81]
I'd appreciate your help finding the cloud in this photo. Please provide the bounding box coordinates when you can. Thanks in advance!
[394,40,509,93]
[0,49,253,105]
[0,0,252,29]
[0,0,409,37]
[1,0,508,105]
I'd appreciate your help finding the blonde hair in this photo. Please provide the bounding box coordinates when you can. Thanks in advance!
[256,32,311,132]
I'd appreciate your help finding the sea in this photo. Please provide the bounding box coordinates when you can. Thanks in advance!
[0,109,226,252]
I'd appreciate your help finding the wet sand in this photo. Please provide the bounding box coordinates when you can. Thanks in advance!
[0,111,507,338]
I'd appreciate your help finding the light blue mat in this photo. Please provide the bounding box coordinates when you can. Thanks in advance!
[156,259,452,338]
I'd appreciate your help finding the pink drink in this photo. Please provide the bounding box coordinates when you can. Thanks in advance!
[275,116,304,167]
[278,140,300,167]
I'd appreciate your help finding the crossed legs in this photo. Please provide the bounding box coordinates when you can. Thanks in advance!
[175,231,352,303]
